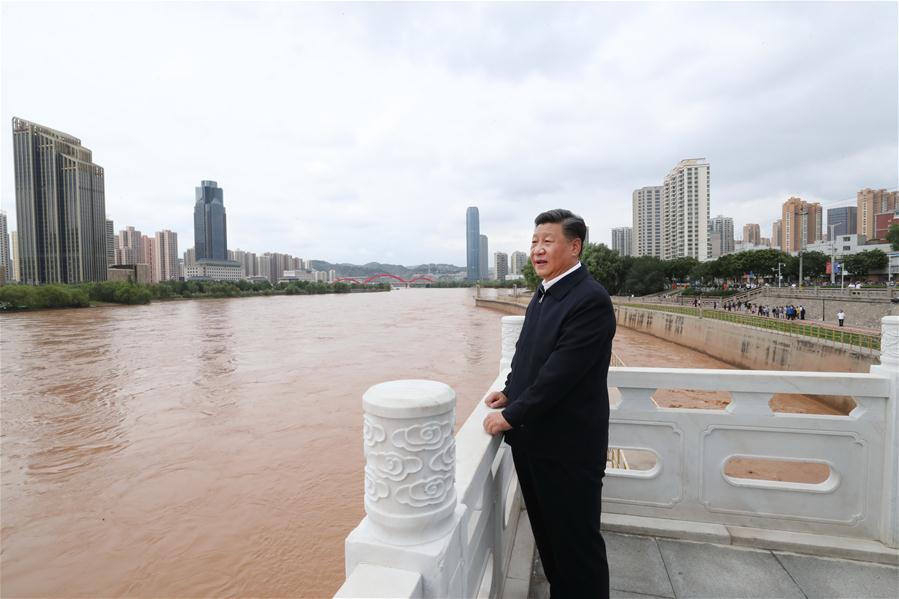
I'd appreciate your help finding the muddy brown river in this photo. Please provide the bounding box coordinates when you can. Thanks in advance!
[0,289,839,597]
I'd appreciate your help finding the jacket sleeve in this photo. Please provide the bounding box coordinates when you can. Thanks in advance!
[501,294,613,427]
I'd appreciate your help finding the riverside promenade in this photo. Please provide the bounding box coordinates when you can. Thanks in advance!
[335,304,899,598]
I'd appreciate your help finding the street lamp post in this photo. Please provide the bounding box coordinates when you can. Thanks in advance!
[777,262,785,288]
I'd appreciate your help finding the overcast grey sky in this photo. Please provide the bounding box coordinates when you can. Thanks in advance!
[2,1,897,266]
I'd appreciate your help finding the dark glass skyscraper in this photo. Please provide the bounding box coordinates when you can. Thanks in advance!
[466,206,480,281]
[194,180,228,261]
[12,117,107,284]
[827,206,857,238]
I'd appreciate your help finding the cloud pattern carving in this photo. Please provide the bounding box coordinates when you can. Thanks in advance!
[392,421,452,452]
[363,417,386,447]
[396,474,454,507]
[429,440,455,472]
[364,466,389,501]
[368,451,423,481]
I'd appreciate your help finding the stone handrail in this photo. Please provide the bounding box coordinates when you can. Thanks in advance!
[336,316,525,598]
[337,315,899,597]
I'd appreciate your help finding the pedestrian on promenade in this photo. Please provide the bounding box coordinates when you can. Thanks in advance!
[800,305,806,320]
[483,208,615,599]
[838,310,845,327]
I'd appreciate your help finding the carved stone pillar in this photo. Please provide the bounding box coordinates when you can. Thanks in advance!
[873,316,899,548]
[500,315,525,374]
[362,379,457,545]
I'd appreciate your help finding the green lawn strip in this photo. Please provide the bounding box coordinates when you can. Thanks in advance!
[618,302,880,351]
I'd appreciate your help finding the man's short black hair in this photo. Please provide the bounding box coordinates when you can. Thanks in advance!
[534,209,587,256]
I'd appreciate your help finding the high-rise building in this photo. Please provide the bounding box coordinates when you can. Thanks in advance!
[232,248,256,278]
[10,231,20,282]
[510,251,528,275]
[857,188,898,239]
[781,197,822,253]
[155,230,179,281]
[141,234,157,283]
[611,227,633,257]
[105,219,115,268]
[494,252,508,281]
[742,223,761,246]
[194,180,228,261]
[632,186,663,257]
[827,206,857,239]
[0,210,9,284]
[709,215,734,257]
[12,117,107,284]
[116,226,143,265]
[479,235,488,280]
[466,207,480,281]
[772,219,783,250]
[662,158,710,261]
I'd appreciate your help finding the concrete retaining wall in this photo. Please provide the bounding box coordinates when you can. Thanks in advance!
[475,298,878,380]
[737,292,896,329]
[615,305,878,377]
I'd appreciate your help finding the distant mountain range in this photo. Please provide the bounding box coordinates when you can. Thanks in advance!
[308,261,465,278]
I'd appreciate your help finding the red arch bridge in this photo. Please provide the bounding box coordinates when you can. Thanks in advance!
[334,274,435,286]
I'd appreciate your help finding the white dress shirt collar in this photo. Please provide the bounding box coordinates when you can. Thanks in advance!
[542,261,582,291]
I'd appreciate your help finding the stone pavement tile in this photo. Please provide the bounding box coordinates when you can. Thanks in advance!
[657,539,804,598]
[774,551,899,599]
[508,510,535,581]
[528,552,549,599]
[611,591,673,599]
[503,578,530,599]
[607,533,675,598]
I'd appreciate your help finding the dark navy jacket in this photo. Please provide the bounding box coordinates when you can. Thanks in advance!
[501,265,615,462]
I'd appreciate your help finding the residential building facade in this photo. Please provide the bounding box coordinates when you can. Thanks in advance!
[709,215,734,257]
[781,197,822,253]
[510,251,528,275]
[857,188,898,240]
[154,230,179,281]
[611,226,633,257]
[742,223,761,246]
[662,158,710,261]
[632,185,663,258]
[494,252,508,282]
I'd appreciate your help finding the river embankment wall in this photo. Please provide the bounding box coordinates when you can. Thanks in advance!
[475,297,878,377]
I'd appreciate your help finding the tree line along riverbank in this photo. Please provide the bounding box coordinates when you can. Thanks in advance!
[0,279,393,311]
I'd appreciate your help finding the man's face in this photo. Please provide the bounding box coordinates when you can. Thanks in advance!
[531,223,580,281]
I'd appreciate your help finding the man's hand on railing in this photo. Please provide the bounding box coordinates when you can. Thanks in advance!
[483,392,512,434]
[484,391,508,409]
[483,411,512,435]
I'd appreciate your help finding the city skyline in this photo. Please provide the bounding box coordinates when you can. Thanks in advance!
[1,2,896,265]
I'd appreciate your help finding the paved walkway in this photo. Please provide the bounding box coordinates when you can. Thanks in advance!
[528,531,899,599]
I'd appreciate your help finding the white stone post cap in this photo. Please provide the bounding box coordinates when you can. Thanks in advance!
[363,380,456,418]
[502,315,525,324]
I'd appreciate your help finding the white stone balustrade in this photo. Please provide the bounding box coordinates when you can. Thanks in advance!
[337,315,899,598]
[362,380,458,545]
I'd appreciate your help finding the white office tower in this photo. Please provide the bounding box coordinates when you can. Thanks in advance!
[662,158,711,261]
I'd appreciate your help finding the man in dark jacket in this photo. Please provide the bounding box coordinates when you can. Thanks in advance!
[483,208,615,598]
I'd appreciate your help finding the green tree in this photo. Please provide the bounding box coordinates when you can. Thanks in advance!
[581,243,623,294]
[843,249,888,276]
[620,257,666,296]
[522,259,539,291]
[887,223,899,251]
[664,257,699,283]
